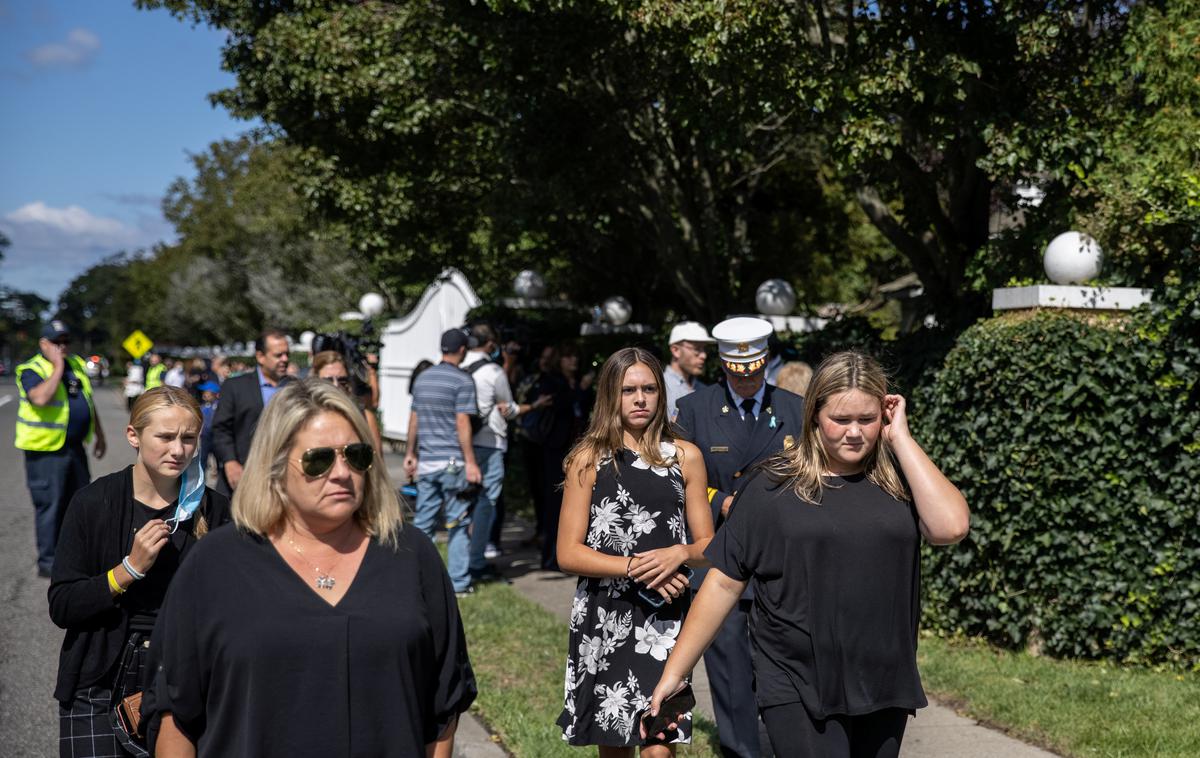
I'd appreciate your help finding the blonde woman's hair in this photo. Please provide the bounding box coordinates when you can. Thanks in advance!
[761,351,909,504]
[128,386,211,537]
[774,361,814,398]
[564,347,679,481]
[232,378,403,546]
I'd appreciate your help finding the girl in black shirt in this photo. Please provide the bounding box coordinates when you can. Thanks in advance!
[644,351,969,758]
[49,387,229,758]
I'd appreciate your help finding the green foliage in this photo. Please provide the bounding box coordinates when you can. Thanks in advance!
[0,285,50,360]
[138,0,904,322]
[914,282,1200,667]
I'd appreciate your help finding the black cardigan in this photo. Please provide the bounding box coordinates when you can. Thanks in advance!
[47,465,230,703]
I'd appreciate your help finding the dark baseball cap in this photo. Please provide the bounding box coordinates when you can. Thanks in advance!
[440,328,469,353]
[197,381,221,393]
[41,320,70,341]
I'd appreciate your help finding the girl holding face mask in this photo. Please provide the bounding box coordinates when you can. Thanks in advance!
[644,351,970,758]
[49,387,231,758]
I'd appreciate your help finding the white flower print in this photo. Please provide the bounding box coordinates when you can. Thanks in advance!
[600,576,631,598]
[589,497,623,542]
[668,513,686,544]
[595,680,631,732]
[629,506,661,536]
[578,634,606,675]
[570,589,589,631]
[634,616,681,661]
[630,441,681,477]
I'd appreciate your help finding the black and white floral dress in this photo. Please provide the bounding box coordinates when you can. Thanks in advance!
[557,442,693,746]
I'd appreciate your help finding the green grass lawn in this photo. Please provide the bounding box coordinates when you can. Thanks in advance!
[918,634,1200,757]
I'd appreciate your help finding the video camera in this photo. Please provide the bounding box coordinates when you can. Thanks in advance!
[310,323,382,399]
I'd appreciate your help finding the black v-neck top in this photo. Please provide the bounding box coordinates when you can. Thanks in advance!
[147,523,476,757]
[706,471,927,718]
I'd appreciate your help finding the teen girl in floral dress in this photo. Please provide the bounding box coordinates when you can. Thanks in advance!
[556,348,713,756]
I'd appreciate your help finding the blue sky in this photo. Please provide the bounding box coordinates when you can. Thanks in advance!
[0,0,255,303]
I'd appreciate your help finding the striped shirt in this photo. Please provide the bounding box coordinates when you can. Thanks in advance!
[411,361,477,472]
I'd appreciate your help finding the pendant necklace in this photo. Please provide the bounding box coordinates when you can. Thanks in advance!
[286,535,337,590]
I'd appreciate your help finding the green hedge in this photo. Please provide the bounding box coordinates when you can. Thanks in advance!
[914,295,1200,668]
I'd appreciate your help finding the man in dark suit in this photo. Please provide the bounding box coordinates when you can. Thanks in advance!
[674,316,805,758]
[212,328,292,494]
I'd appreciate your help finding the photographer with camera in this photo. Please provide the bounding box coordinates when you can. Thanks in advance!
[312,350,384,452]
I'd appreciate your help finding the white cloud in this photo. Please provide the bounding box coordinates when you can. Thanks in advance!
[0,201,170,300]
[25,28,100,69]
[6,202,130,241]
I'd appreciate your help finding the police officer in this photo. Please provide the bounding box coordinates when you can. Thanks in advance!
[673,316,804,758]
[15,321,106,577]
[145,351,166,390]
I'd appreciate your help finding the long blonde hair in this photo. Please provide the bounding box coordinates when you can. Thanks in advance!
[563,347,679,481]
[761,351,909,504]
[129,387,211,536]
[232,378,403,546]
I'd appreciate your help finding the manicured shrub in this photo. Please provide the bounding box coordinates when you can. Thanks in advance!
[914,295,1200,668]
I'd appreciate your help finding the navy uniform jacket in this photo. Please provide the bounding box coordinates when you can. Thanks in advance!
[673,381,805,593]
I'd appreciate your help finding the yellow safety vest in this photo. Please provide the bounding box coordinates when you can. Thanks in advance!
[145,363,166,390]
[14,354,95,452]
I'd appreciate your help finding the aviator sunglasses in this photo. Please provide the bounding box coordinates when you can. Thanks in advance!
[296,443,374,477]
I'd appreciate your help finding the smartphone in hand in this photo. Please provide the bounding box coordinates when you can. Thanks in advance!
[639,684,696,739]
[637,565,694,608]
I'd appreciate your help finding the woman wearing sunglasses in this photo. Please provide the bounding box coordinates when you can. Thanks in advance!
[148,378,476,758]
[49,386,230,758]
[311,349,384,453]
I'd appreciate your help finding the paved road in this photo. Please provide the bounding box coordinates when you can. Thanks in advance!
[0,381,503,757]
[0,378,132,755]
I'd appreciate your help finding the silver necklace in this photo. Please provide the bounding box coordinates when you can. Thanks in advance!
[285,535,337,590]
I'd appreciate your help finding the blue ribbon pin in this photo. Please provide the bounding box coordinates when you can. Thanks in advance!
[769,415,777,429]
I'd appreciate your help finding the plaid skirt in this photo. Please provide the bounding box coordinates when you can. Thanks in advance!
[58,685,124,758]
[59,632,151,758]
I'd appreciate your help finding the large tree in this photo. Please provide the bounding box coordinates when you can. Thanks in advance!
[138,0,898,322]
[140,0,1195,327]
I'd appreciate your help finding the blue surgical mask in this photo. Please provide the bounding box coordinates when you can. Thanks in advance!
[165,453,205,534]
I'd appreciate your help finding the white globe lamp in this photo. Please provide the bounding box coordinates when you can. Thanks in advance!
[602,296,633,326]
[299,331,316,350]
[756,278,796,316]
[1044,232,1103,285]
[513,270,546,299]
[358,292,385,318]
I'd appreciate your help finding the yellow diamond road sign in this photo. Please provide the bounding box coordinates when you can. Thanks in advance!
[122,330,154,359]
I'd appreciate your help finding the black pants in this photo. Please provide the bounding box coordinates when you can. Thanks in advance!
[760,703,908,758]
[25,443,90,574]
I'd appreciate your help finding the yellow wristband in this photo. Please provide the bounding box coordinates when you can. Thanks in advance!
[707,487,719,504]
[107,569,125,595]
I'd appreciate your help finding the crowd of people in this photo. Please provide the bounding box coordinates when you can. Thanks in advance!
[15,312,969,758]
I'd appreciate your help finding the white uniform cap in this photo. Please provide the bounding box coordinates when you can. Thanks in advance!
[711,317,774,376]
[667,321,715,346]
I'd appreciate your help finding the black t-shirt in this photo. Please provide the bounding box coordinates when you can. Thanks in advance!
[705,471,928,718]
[124,500,187,629]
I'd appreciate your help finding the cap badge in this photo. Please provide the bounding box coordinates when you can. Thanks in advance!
[737,342,749,352]
[783,435,795,449]
[721,405,729,414]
